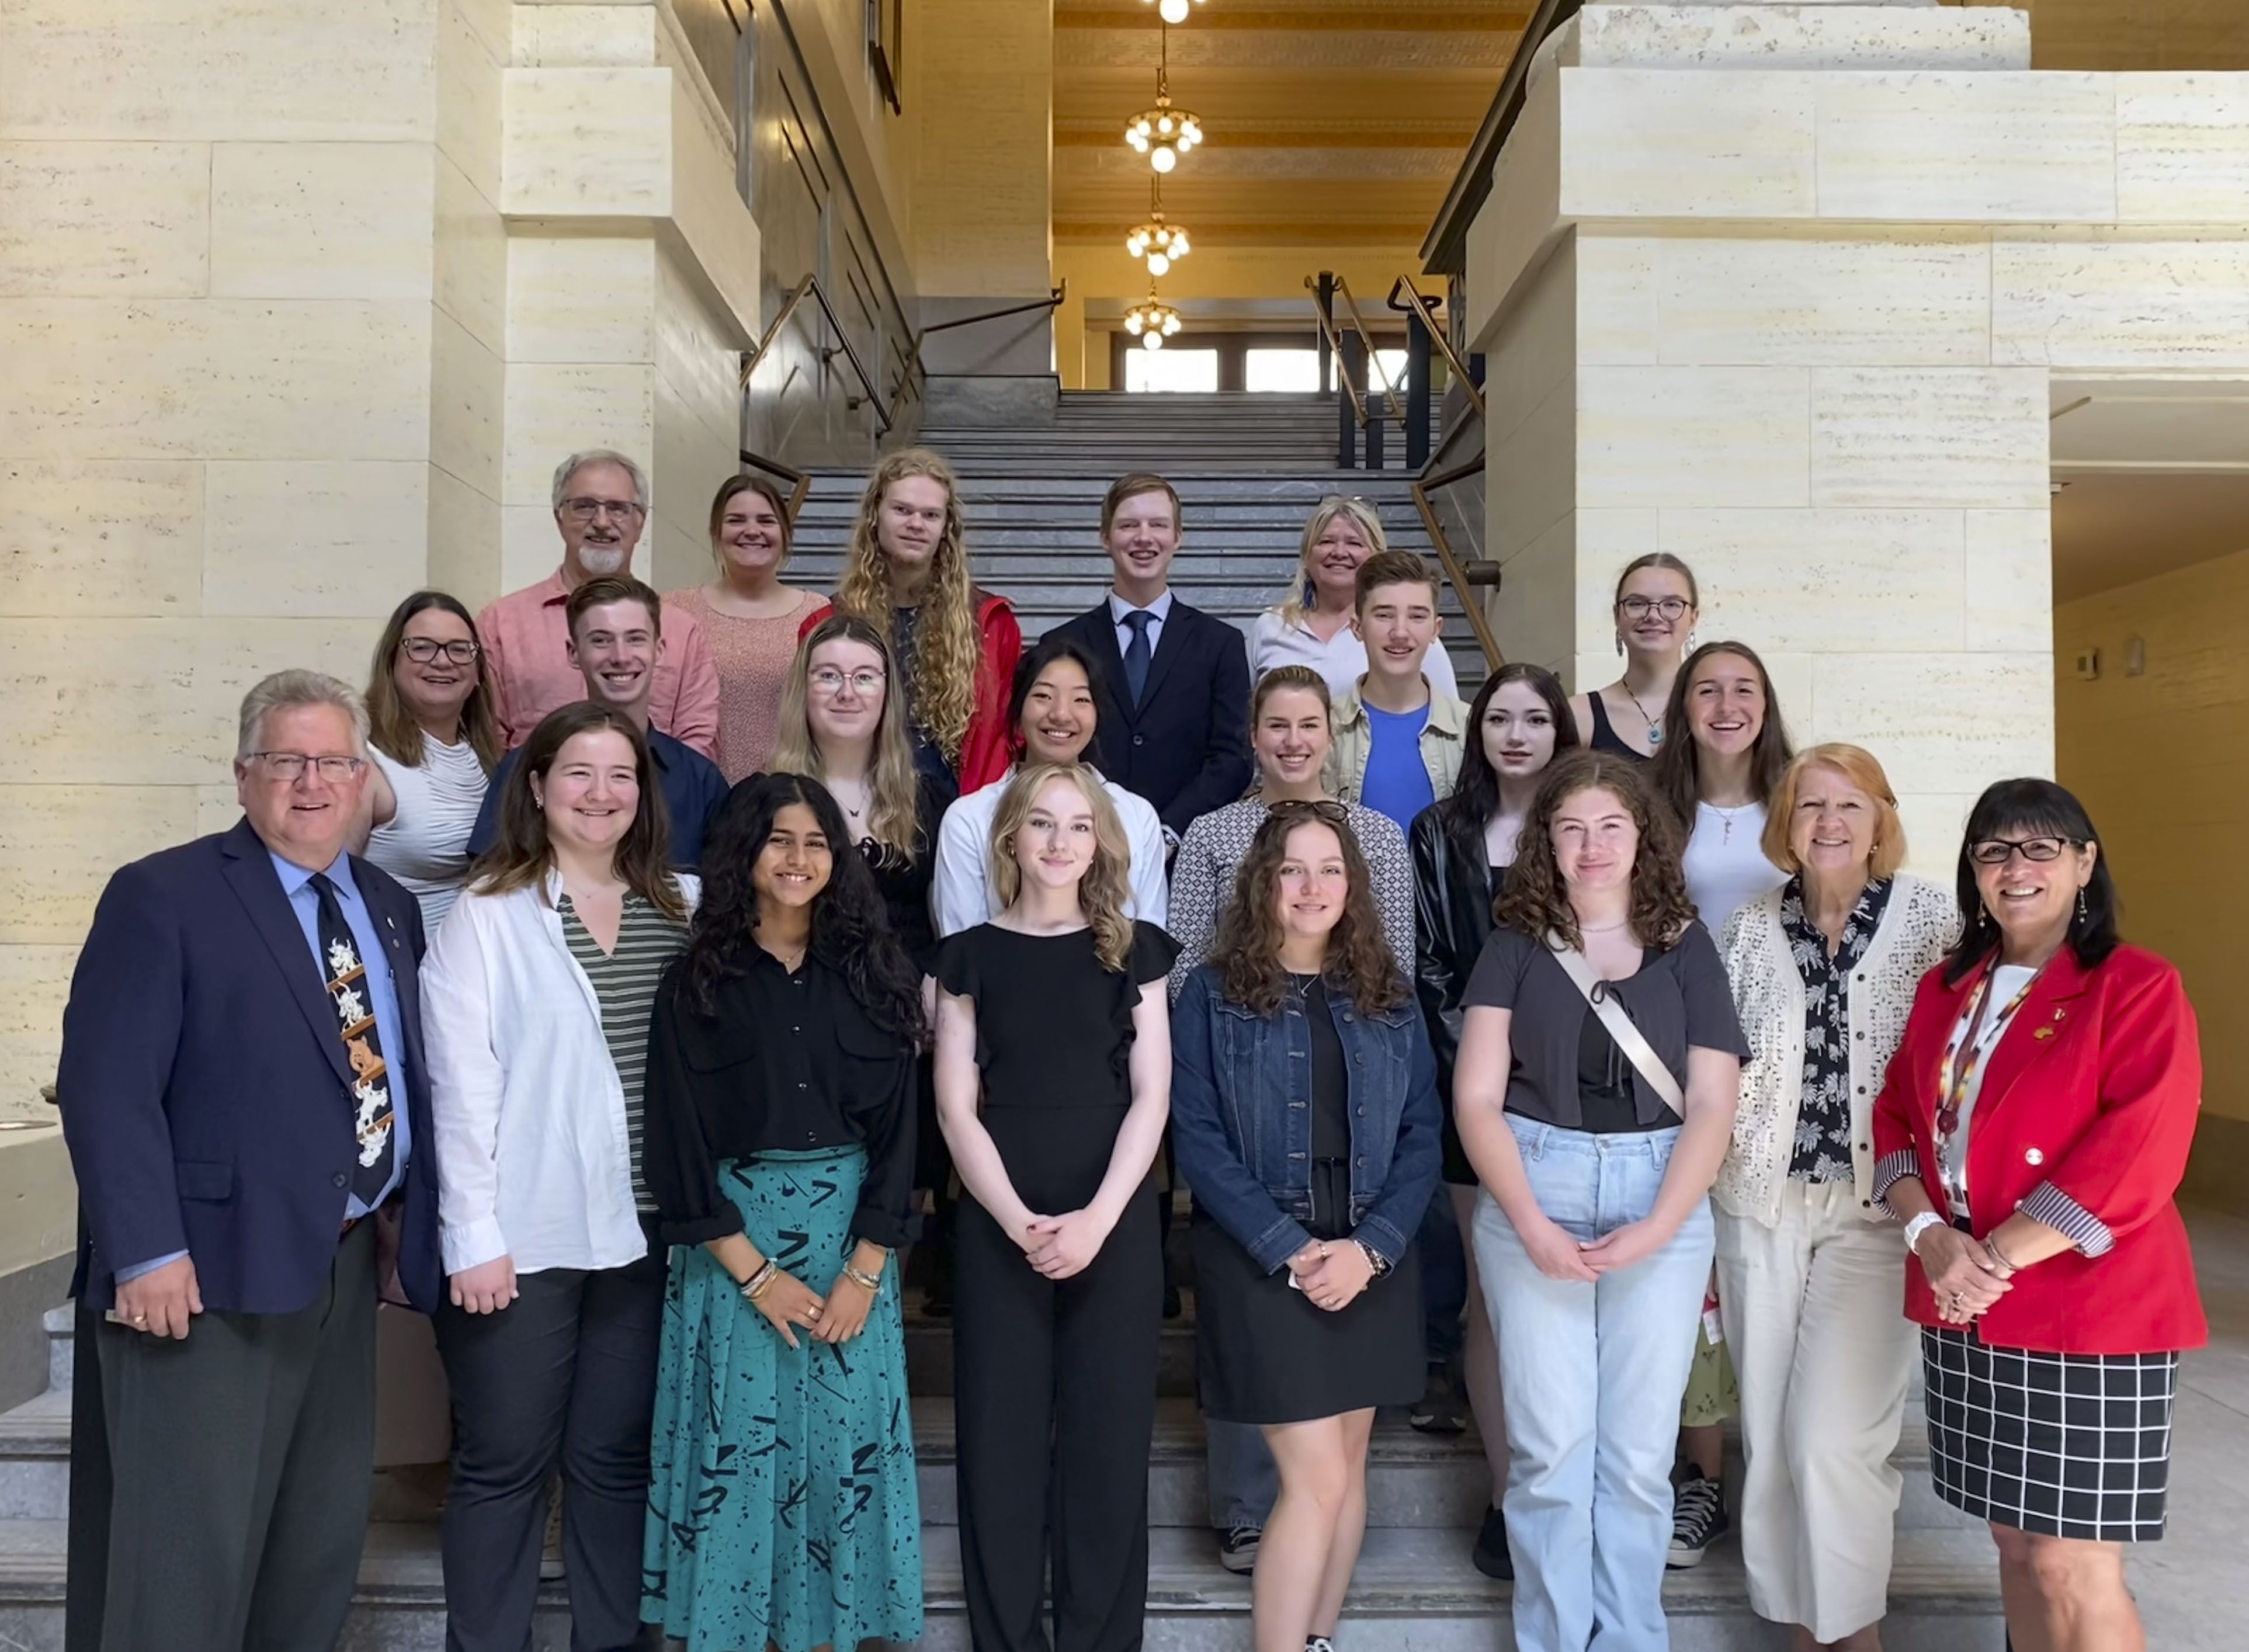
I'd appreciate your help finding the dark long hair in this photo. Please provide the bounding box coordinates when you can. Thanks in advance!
[1942,778,2120,985]
[468,702,685,919]
[1437,662,1577,861]
[1493,749,1696,950]
[1008,634,1109,762]
[1650,640,1795,828]
[675,773,925,1040]
[1211,801,1407,1017]
[365,590,501,772]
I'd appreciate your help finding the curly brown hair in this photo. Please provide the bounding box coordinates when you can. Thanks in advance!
[1493,749,1695,950]
[833,448,984,769]
[986,762,1136,971]
[1210,801,1407,1017]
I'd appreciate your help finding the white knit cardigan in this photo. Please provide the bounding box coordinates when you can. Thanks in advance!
[1713,873,1960,1227]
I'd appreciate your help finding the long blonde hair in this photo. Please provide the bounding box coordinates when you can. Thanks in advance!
[834,447,983,768]
[1277,494,1389,629]
[773,615,924,865]
[986,762,1134,971]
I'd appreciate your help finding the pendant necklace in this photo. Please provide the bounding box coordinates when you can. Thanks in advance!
[1620,687,1663,749]
[1707,801,1754,844]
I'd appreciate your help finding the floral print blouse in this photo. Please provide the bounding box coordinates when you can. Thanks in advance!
[1782,874,1894,1182]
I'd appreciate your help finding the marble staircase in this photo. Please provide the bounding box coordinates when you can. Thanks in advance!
[0,1293,2009,1650]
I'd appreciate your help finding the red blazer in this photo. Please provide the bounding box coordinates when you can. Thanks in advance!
[800,591,1023,795]
[1872,942,2206,1355]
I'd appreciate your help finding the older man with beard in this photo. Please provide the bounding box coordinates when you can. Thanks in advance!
[476,449,721,757]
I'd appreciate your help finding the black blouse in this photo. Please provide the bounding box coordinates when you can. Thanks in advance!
[862,771,945,973]
[641,949,920,1250]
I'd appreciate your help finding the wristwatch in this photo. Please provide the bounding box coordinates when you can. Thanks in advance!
[1901,1210,1944,1255]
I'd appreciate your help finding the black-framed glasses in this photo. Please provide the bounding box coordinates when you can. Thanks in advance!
[560,497,645,523]
[1968,835,2080,866]
[400,637,481,665]
[249,752,365,783]
[1618,595,1690,621]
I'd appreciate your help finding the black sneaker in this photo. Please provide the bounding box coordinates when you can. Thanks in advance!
[1470,1503,1513,1580]
[1667,1468,1728,1568]
[1217,1525,1261,1574]
[1305,1638,1335,1652]
[1408,1368,1468,1435]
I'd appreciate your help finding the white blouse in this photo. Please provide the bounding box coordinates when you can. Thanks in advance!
[366,738,490,933]
[1246,609,1459,701]
[1684,801,1787,939]
[1938,963,2039,1222]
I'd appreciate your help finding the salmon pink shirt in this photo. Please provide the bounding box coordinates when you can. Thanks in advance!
[477,569,722,757]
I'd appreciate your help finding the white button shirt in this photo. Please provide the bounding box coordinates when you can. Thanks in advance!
[931,767,1171,939]
[1246,608,1460,700]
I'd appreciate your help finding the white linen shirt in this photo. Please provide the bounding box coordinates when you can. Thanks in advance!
[422,869,700,1276]
[1245,608,1459,701]
[931,766,1169,938]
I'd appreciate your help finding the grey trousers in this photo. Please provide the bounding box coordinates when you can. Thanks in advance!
[1205,1418,1279,1532]
[93,1221,380,1652]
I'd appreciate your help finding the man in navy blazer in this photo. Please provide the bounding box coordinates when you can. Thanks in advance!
[57,669,442,1652]
[1045,473,1252,845]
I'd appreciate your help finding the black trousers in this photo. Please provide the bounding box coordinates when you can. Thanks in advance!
[433,1241,666,1652]
[953,1193,1161,1652]
[91,1220,379,1652]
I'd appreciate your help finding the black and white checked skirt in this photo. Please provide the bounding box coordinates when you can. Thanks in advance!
[1921,1327,2179,1541]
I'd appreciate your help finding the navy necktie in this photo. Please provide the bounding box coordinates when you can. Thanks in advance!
[310,873,397,1209]
[1121,609,1154,707]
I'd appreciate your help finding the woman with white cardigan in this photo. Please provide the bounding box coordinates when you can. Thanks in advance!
[423,702,697,1652]
[1713,744,1958,1652]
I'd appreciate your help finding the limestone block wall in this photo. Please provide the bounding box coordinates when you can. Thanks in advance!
[1462,11,2249,867]
[0,0,759,1117]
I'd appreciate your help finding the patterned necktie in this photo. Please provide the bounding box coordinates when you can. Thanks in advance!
[310,873,397,1209]
[1121,609,1154,707]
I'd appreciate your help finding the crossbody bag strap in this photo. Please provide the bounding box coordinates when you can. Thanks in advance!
[1546,936,1688,1115]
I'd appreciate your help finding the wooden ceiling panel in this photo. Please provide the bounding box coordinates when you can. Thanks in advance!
[1053,1,1521,251]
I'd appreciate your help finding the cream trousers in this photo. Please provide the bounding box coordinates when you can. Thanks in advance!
[1714,1179,1916,1644]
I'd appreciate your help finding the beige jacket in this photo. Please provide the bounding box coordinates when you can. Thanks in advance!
[1326,678,1467,807]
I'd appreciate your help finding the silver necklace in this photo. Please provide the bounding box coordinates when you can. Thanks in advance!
[1706,800,1754,843]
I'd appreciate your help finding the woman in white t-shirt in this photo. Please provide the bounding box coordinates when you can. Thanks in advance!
[363,590,503,932]
[1247,495,1458,700]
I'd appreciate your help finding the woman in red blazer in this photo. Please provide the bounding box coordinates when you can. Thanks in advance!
[1873,778,2203,1652]
[800,447,1022,803]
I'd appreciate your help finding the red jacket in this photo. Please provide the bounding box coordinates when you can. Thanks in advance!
[800,591,1023,795]
[1872,943,2206,1355]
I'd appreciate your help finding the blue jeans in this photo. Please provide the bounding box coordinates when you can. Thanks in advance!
[1419,1189,1466,1368]
[1204,1418,1278,1530]
[1473,1117,1713,1652]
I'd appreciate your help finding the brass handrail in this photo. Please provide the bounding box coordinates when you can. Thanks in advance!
[883,282,1070,429]
[1331,275,1406,428]
[740,275,895,435]
[738,448,811,523]
[1389,276,1485,421]
[1301,280,1370,429]
[1411,452,1502,668]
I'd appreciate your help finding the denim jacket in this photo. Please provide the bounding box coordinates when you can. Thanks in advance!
[1170,963,1442,1275]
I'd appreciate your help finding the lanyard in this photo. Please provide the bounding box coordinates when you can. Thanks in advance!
[1936,964,2041,1140]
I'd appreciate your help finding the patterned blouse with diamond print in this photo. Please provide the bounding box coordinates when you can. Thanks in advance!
[1780,874,1893,1183]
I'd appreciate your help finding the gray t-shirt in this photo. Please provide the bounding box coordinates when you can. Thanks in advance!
[1462,922,1750,1133]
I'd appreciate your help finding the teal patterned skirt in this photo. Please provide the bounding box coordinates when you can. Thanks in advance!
[640,1148,922,1652]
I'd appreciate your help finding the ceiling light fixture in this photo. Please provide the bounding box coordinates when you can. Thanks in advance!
[1123,286,1183,351]
[1124,25,1203,175]
[1125,179,1191,276]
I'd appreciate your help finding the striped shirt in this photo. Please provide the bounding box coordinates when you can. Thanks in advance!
[560,890,689,1211]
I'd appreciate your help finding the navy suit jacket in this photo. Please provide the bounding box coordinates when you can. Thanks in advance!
[1047,596,1252,838]
[57,818,443,1316]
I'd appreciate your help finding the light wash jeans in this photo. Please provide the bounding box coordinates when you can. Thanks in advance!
[1473,1117,1714,1652]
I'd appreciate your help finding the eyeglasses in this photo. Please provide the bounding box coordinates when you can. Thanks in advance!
[1968,835,2081,866]
[400,637,481,665]
[249,752,365,783]
[1267,799,1350,825]
[808,667,886,697]
[560,497,646,523]
[1618,596,1691,621]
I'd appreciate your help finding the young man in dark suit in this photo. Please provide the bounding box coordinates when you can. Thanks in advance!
[57,669,443,1652]
[1044,472,1252,847]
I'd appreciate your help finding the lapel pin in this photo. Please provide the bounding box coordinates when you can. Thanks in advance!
[2033,1026,2055,1040]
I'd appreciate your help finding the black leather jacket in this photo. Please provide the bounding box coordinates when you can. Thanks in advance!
[1408,803,1502,1135]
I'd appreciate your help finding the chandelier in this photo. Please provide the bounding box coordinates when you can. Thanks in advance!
[1143,0,1204,22]
[1123,287,1183,351]
[1124,27,1203,174]
[1126,181,1191,276]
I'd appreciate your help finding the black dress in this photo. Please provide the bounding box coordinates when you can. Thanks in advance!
[1192,976,1426,1425]
[935,919,1179,1652]
[858,773,945,1189]
[1585,691,1653,761]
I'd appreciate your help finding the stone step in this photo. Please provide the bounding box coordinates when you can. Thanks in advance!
[0,1517,2004,1651]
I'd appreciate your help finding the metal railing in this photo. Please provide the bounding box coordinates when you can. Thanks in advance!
[735,447,811,523]
[1411,452,1501,668]
[1303,283,1370,431]
[1389,276,1485,422]
[883,283,1070,430]
[740,274,895,434]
